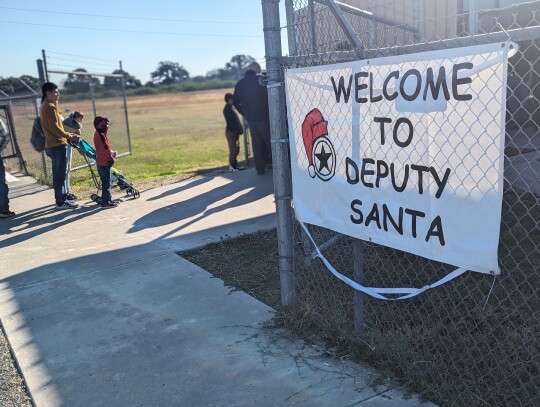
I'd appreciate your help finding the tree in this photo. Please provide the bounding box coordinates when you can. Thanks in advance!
[151,61,189,85]
[205,68,235,81]
[19,75,40,92]
[104,70,142,90]
[226,55,256,80]
[191,75,207,83]
[63,68,102,94]
[0,75,40,95]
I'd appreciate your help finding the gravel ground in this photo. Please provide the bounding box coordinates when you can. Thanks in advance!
[0,322,32,407]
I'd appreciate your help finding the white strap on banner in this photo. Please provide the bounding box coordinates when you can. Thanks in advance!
[299,220,468,301]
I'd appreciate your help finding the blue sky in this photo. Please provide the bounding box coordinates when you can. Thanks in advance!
[0,0,287,84]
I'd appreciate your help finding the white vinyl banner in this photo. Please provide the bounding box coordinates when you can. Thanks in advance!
[285,42,516,275]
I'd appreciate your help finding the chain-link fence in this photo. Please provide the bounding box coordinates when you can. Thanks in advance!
[0,90,46,179]
[44,50,132,171]
[265,1,539,406]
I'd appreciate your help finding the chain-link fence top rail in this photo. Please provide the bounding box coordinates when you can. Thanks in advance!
[278,2,539,406]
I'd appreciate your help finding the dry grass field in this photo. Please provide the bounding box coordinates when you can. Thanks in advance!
[66,89,245,191]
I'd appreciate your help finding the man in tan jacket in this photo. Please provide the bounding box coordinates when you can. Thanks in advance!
[40,82,80,209]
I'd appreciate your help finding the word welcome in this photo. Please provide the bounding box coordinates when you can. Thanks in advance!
[330,63,473,104]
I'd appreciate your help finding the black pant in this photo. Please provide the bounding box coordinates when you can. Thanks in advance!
[0,157,9,212]
[248,121,272,174]
[225,130,240,167]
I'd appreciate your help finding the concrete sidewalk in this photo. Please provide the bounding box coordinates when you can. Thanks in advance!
[0,169,436,407]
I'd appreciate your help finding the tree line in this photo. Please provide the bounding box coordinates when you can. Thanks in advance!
[0,55,256,96]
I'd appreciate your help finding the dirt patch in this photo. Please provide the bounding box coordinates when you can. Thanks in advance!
[180,230,281,309]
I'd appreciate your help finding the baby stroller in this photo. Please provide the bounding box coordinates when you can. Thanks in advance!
[71,138,140,203]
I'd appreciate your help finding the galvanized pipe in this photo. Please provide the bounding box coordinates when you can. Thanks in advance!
[262,0,296,306]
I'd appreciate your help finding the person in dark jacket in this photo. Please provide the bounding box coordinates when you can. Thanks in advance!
[233,62,272,175]
[93,116,118,209]
[223,93,244,172]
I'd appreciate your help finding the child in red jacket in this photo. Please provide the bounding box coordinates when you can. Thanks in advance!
[93,116,118,208]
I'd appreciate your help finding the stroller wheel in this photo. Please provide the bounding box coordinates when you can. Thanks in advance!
[133,189,140,199]
[91,194,103,205]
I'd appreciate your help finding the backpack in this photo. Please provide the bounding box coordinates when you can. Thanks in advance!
[30,117,45,152]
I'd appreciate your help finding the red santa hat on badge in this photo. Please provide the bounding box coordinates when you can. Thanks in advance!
[301,108,328,178]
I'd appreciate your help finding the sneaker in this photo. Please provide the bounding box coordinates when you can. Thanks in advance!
[66,193,78,201]
[0,210,15,218]
[229,165,240,173]
[101,201,118,209]
[55,201,79,210]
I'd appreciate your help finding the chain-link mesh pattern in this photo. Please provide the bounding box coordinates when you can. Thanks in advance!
[278,2,539,406]
[290,0,417,54]
[0,94,46,177]
[0,91,131,183]
[1,79,132,185]
[52,95,130,173]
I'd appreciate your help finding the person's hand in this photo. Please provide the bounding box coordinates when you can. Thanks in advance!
[71,135,80,144]
[75,129,81,135]
[112,150,117,158]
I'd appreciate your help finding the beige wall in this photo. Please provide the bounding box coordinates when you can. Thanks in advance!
[345,0,459,42]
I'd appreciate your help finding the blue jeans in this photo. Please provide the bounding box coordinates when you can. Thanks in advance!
[46,145,68,206]
[97,165,112,203]
[0,157,9,212]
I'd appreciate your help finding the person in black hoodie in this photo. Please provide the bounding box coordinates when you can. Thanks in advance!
[223,93,244,172]
[233,62,272,175]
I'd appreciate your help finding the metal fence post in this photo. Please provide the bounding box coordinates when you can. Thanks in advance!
[262,0,296,306]
[243,119,250,164]
[119,61,133,155]
[469,0,479,35]
[308,0,318,54]
[285,0,298,56]
[89,81,97,118]
[41,50,49,82]
[36,59,46,86]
